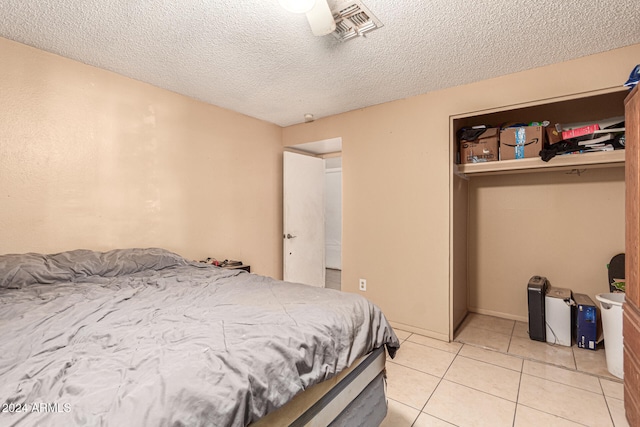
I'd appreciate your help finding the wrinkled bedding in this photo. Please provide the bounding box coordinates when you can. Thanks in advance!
[0,248,399,426]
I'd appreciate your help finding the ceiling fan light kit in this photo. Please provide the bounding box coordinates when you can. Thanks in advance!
[278,0,316,14]
[280,0,336,37]
[305,0,336,36]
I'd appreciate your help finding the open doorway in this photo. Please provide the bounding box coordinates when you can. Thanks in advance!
[283,137,342,290]
[324,156,342,291]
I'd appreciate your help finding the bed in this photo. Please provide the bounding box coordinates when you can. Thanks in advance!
[0,248,400,426]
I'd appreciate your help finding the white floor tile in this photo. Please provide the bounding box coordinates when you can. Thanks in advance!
[454,324,511,352]
[600,378,624,400]
[407,333,462,354]
[514,404,584,427]
[458,344,523,372]
[512,321,529,339]
[424,380,516,427]
[385,361,440,410]
[391,341,455,378]
[518,374,613,426]
[507,335,576,370]
[444,355,521,402]
[461,313,515,336]
[380,398,420,427]
[573,346,618,379]
[606,396,630,427]
[522,359,600,392]
[412,412,456,427]
[392,313,619,427]
[393,328,413,341]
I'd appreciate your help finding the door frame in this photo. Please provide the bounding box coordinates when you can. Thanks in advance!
[283,150,326,286]
[282,137,342,284]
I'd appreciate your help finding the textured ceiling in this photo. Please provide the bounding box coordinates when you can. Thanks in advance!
[1,0,639,126]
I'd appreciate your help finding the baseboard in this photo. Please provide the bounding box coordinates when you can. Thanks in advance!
[388,320,449,342]
[467,307,528,323]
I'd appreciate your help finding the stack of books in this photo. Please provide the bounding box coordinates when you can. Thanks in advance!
[557,116,625,153]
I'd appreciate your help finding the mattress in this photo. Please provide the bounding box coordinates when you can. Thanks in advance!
[0,248,400,426]
[253,347,387,426]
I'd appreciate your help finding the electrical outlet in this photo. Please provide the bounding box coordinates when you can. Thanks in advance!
[359,278,367,291]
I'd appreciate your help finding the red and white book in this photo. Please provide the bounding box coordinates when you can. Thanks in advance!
[562,124,600,140]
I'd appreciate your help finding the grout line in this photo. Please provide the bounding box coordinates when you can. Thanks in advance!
[458,333,616,382]
[403,337,461,356]
[512,367,523,427]
[441,377,518,404]
[405,314,618,426]
[410,410,453,427]
[601,385,618,427]
[386,360,442,381]
[439,351,520,404]
[385,398,422,427]
[597,377,606,396]
[457,323,514,338]
[520,371,609,397]
[455,352,522,373]
[515,403,592,427]
[414,344,459,420]
[506,327,514,353]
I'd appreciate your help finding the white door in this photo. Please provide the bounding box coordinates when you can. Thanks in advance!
[283,151,325,287]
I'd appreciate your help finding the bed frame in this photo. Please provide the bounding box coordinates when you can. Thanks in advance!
[251,347,388,426]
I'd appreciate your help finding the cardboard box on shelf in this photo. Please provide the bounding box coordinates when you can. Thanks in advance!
[500,126,545,160]
[459,127,499,164]
[546,125,563,145]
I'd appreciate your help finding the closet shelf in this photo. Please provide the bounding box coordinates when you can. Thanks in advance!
[456,150,625,176]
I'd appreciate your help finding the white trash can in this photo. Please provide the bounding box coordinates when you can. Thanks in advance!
[595,293,625,379]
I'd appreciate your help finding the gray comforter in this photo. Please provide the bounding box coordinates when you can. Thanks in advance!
[0,248,399,426]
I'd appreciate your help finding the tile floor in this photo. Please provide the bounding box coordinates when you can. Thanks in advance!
[325,268,341,291]
[382,313,628,427]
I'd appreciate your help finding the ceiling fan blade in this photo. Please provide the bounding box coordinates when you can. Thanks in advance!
[305,0,336,36]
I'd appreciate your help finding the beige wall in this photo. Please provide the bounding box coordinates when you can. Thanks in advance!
[468,167,625,322]
[0,37,283,278]
[284,101,453,340]
[283,43,640,340]
[3,34,638,340]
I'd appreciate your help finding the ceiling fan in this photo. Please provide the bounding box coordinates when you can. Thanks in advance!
[278,0,336,36]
